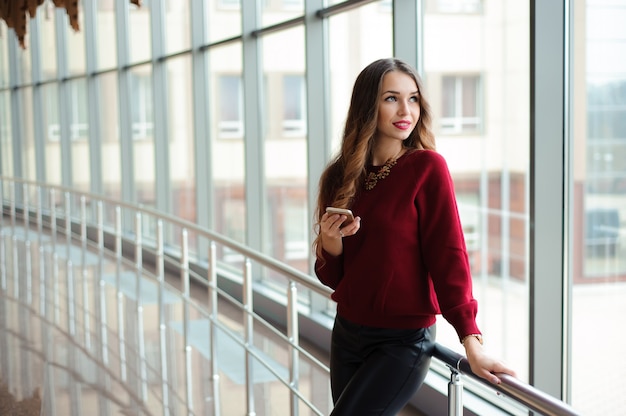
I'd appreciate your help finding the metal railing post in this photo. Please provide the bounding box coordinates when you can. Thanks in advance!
[96,201,112,415]
[64,192,72,252]
[36,186,43,239]
[9,181,15,229]
[80,196,91,349]
[448,368,463,416]
[49,189,57,253]
[181,228,194,411]
[135,212,148,403]
[21,240,33,396]
[11,234,18,299]
[243,258,256,416]
[208,241,221,415]
[22,183,29,231]
[156,219,171,416]
[24,240,32,306]
[288,280,299,416]
[115,205,127,382]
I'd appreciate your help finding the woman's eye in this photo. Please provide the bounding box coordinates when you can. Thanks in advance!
[410,95,419,102]
[384,96,397,102]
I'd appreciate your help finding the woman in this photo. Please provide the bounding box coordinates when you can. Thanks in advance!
[313,58,515,415]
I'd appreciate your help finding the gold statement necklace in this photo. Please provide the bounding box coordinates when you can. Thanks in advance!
[364,148,404,191]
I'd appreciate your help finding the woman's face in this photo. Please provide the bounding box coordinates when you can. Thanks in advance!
[375,70,421,143]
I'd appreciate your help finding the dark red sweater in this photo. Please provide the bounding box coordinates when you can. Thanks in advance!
[315,150,480,340]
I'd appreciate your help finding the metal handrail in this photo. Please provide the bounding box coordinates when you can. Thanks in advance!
[1,175,581,416]
[433,345,581,416]
[0,176,331,297]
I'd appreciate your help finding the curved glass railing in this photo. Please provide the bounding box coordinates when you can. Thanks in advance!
[0,176,581,416]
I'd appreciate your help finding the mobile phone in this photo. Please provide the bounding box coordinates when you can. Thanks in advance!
[325,207,355,226]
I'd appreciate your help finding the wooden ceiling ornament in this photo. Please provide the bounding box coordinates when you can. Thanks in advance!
[0,0,142,49]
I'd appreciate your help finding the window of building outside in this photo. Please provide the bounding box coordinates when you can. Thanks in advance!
[440,74,481,134]
[218,75,243,139]
[131,72,154,140]
[47,81,89,142]
[282,74,306,136]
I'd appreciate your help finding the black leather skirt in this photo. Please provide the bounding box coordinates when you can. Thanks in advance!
[329,315,436,416]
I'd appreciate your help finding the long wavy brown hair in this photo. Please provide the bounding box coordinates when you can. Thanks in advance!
[313,58,436,259]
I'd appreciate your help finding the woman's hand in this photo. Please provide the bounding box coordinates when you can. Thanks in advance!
[463,337,516,384]
[319,212,361,256]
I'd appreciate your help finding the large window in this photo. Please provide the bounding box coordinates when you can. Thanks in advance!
[425,3,530,383]
[571,2,626,414]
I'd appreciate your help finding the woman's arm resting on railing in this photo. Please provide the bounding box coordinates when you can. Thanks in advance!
[463,336,517,385]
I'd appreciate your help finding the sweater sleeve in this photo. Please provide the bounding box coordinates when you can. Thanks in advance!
[416,152,481,340]
[314,249,344,290]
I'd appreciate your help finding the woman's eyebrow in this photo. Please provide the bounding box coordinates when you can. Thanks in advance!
[382,90,420,95]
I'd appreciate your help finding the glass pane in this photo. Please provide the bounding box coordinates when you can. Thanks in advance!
[96,0,118,70]
[262,26,308,275]
[130,66,155,206]
[0,33,9,88]
[42,84,62,185]
[0,92,12,176]
[167,56,195,222]
[166,0,191,54]
[129,1,151,63]
[19,87,36,181]
[67,8,86,75]
[69,79,90,192]
[39,8,58,82]
[209,44,246,256]
[17,22,32,85]
[424,1,531,381]
[571,1,626,414]
[328,2,393,154]
[262,0,303,27]
[209,0,242,43]
[100,72,121,204]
